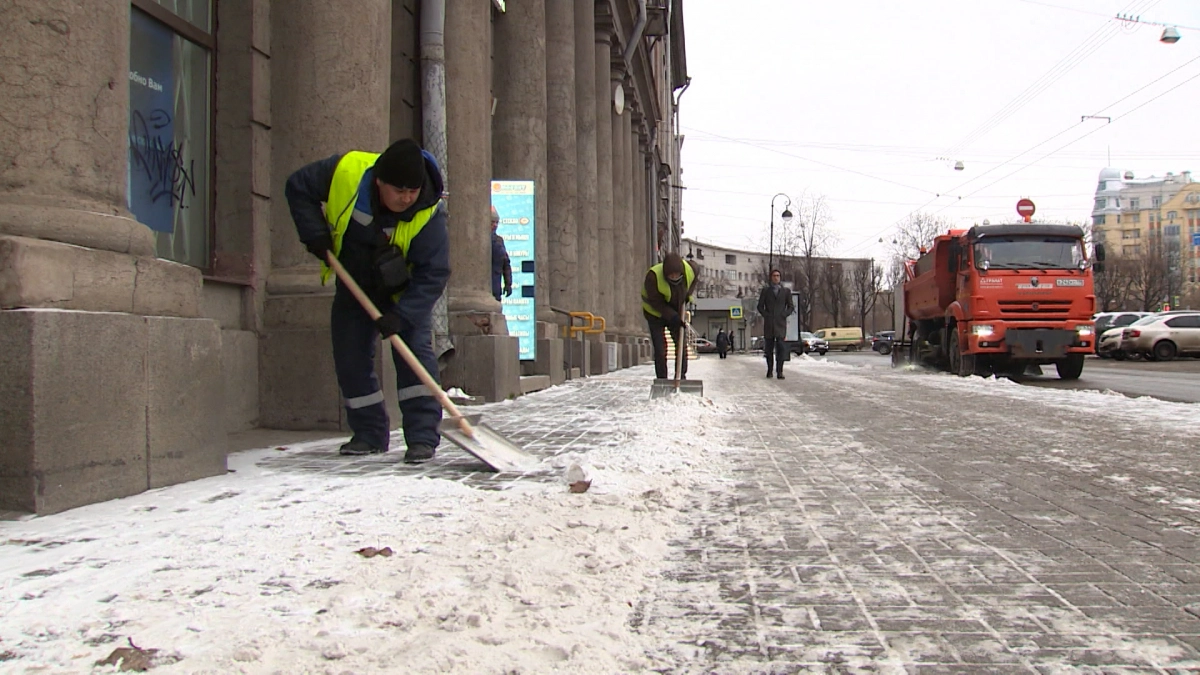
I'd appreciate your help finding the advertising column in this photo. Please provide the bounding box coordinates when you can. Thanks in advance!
[492,180,538,361]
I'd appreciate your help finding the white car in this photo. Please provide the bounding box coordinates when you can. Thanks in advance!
[1095,326,1128,359]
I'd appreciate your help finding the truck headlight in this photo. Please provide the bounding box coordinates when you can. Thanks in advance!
[1077,325,1094,337]
[972,324,994,337]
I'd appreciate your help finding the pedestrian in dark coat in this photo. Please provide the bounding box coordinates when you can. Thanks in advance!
[490,206,513,301]
[756,269,795,379]
[715,329,730,359]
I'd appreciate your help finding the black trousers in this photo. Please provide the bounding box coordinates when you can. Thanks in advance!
[331,282,442,451]
[647,314,686,380]
[764,336,787,374]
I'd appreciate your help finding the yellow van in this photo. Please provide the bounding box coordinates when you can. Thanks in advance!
[813,327,864,351]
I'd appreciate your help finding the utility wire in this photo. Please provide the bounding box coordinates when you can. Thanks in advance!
[683,127,937,196]
[838,55,1200,257]
[930,66,1200,215]
[944,0,1157,157]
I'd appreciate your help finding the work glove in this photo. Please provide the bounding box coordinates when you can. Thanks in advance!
[664,312,683,332]
[375,312,405,339]
[504,284,513,297]
[304,233,334,263]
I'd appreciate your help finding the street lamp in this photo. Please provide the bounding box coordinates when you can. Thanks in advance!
[769,193,793,272]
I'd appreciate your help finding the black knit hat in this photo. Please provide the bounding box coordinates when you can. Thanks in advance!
[373,139,426,189]
[663,253,686,280]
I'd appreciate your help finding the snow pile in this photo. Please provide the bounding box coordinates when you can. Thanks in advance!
[0,393,737,673]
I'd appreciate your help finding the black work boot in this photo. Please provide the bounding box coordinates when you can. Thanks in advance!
[766,370,774,378]
[404,444,436,464]
[776,371,785,380]
[339,437,385,456]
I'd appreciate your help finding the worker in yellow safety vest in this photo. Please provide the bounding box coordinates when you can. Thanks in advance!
[641,253,697,380]
[285,139,450,462]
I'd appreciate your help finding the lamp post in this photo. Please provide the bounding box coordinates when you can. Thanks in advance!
[769,193,793,272]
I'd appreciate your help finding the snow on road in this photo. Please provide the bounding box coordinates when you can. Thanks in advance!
[3,356,1200,673]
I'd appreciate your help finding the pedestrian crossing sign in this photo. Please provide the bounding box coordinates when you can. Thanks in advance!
[729,306,743,319]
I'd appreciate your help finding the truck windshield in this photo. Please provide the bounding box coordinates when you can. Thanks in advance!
[974,236,1084,270]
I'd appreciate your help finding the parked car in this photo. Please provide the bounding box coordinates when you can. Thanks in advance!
[694,338,717,354]
[791,331,829,356]
[1095,326,1130,359]
[1092,311,1153,353]
[870,330,896,355]
[1119,312,1200,361]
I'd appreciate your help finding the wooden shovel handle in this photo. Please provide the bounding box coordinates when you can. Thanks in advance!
[325,253,474,438]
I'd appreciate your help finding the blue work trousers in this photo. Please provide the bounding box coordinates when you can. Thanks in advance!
[330,282,442,451]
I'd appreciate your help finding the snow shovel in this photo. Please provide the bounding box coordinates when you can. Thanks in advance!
[650,318,704,398]
[326,254,537,473]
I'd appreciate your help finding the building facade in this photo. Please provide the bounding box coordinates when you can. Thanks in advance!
[1091,168,1197,304]
[0,0,689,514]
[681,238,887,338]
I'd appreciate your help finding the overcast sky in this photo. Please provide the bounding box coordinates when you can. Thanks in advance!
[678,0,1200,261]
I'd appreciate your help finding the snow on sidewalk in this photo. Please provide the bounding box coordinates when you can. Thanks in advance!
[0,371,736,674]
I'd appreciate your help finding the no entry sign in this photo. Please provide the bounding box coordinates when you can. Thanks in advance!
[1016,198,1036,221]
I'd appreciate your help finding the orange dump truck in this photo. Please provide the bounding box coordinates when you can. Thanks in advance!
[891,222,1102,379]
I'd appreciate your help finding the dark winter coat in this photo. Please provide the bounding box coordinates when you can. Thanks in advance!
[756,284,795,340]
[715,331,730,349]
[491,233,512,300]
[285,150,450,331]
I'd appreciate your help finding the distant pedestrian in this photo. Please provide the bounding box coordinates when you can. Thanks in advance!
[491,205,513,301]
[642,253,696,380]
[715,329,730,359]
[756,269,795,379]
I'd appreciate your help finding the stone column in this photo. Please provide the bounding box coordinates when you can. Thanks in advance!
[571,0,598,377]
[541,0,576,385]
[546,0,578,314]
[441,0,520,400]
[620,88,637,352]
[633,123,649,336]
[610,76,630,341]
[593,30,615,346]
[1,0,222,514]
[262,0,391,430]
[493,0,552,326]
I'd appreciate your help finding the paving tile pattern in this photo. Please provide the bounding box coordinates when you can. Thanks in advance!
[255,377,650,490]
[638,356,1200,673]
[256,356,1200,671]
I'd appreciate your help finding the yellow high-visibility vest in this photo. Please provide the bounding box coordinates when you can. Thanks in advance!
[320,151,441,285]
[641,261,695,317]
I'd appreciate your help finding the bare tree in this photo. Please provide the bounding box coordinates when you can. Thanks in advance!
[769,192,836,332]
[820,261,847,327]
[849,260,883,332]
[1132,239,1170,312]
[888,212,954,262]
[1093,254,1138,312]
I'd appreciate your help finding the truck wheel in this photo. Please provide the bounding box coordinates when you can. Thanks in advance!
[1153,341,1178,361]
[1056,354,1085,380]
[948,331,976,377]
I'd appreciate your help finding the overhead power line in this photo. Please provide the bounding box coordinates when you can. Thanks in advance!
[839,56,1200,256]
[943,0,1158,157]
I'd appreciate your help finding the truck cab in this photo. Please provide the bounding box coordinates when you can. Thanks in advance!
[899,223,1098,379]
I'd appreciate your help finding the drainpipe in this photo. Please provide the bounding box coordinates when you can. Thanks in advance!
[622,0,647,66]
[421,0,454,360]
[648,127,659,260]
[671,77,690,255]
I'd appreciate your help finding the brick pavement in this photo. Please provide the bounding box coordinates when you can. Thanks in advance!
[256,353,1200,672]
[637,354,1200,673]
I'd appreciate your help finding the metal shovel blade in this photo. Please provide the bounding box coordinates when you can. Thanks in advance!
[650,378,705,399]
[439,415,539,473]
